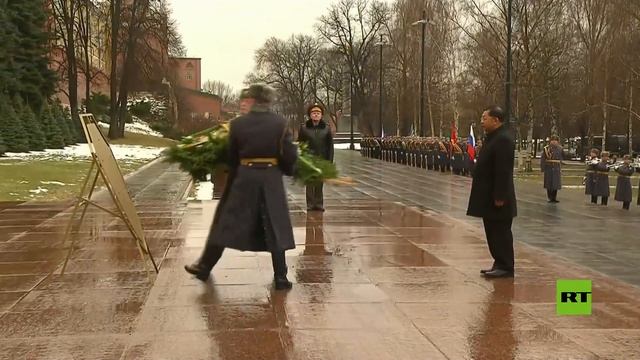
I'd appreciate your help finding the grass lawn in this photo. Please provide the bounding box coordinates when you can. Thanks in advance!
[0,131,173,202]
[0,158,150,202]
[102,129,177,147]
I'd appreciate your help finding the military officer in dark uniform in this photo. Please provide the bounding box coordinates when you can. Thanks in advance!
[593,151,611,205]
[585,148,600,203]
[185,84,298,290]
[467,106,517,278]
[540,135,563,203]
[451,141,464,175]
[298,103,334,212]
[437,141,448,172]
[614,155,634,210]
[426,140,435,170]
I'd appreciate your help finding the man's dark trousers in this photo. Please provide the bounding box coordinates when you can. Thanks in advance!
[482,218,514,272]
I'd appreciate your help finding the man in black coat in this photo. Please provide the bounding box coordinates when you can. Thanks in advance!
[185,84,298,290]
[467,106,517,278]
[298,103,334,211]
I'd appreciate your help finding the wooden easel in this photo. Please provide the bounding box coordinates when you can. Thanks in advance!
[59,114,158,275]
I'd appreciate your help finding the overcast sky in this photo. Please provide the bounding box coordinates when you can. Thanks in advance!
[169,0,394,93]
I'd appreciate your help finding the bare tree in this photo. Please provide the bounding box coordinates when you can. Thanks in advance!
[202,80,238,105]
[316,0,390,135]
[51,0,81,124]
[251,35,320,125]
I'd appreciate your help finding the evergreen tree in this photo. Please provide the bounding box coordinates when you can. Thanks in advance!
[40,103,65,149]
[53,100,73,145]
[0,93,29,152]
[0,3,20,96]
[0,132,6,156]
[14,95,46,151]
[65,107,83,143]
[5,0,57,110]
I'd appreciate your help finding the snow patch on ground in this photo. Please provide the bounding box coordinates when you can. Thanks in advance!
[98,116,163,137]
[40,181,68,186]
[187,177,214,201]
[334,143,361,150]
[3,144,164,161]
[29,187,49,194]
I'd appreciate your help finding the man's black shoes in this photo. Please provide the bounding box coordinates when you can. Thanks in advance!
[184,263,210,281]
[274,276,293,290]
[482,269,514,278]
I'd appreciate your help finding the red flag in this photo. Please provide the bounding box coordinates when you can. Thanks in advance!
[451,122,457,143]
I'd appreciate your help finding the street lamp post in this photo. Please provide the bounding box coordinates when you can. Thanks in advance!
[505,0,513,127]
[377,34,385,138]
[412,10,432,137]
[349,73,355,150]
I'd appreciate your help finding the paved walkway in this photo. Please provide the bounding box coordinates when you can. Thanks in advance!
[0,151,639,359]
[341,151,640,286]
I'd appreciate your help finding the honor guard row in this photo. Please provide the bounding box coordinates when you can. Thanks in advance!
[584,148,640,210]
[361,136,479,177]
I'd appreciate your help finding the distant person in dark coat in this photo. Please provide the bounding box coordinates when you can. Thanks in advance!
[585,148,600,203]
[593,151,611,206]
[540,135,563,203]
[298,103,334,211]
[467,105,517,278]
[185,84,298,290]
[614,155,634,210]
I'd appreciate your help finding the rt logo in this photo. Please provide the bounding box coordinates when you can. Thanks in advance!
[556,279,592,315]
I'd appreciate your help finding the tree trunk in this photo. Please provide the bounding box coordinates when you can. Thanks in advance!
[62,0,80,135]
[83,1,91,107]
[108,0,122,139]
[426,79,434,137]
[628,79,633,154]
[548,80,557,136]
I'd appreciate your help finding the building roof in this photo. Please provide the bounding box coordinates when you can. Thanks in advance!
[177,86,222,101]
[169,57,202,61]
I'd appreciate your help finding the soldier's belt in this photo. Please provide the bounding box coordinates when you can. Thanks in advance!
[596,171,609,175]
[545,160,561,163]
[240,158,278,166]
[585,170,595,173]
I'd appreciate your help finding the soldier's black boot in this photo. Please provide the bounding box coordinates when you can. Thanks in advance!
[601,197,608,206]
[623,201,630,210]
[184,263,210,281]
[591,195,598,204]
[185,244,224,281]
[272,251,292,290]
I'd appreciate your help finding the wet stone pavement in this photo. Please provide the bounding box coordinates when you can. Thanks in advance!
[1,151,640,359]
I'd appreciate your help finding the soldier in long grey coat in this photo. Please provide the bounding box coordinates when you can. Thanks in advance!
[185,84,298,290]
[540,135,563,203]
[593,151,611,206]
[585,148,600,204]
[614,155,634,210]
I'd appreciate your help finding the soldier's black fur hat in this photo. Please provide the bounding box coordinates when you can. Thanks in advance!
[240,83,275,104]
[307,103,324,116]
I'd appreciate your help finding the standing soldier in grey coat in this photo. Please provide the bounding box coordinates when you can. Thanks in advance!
[185,84,298,290]
[298,103,334,212]
[614,155,634,210]
[540,135,563,203]
[593,151,611,206]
